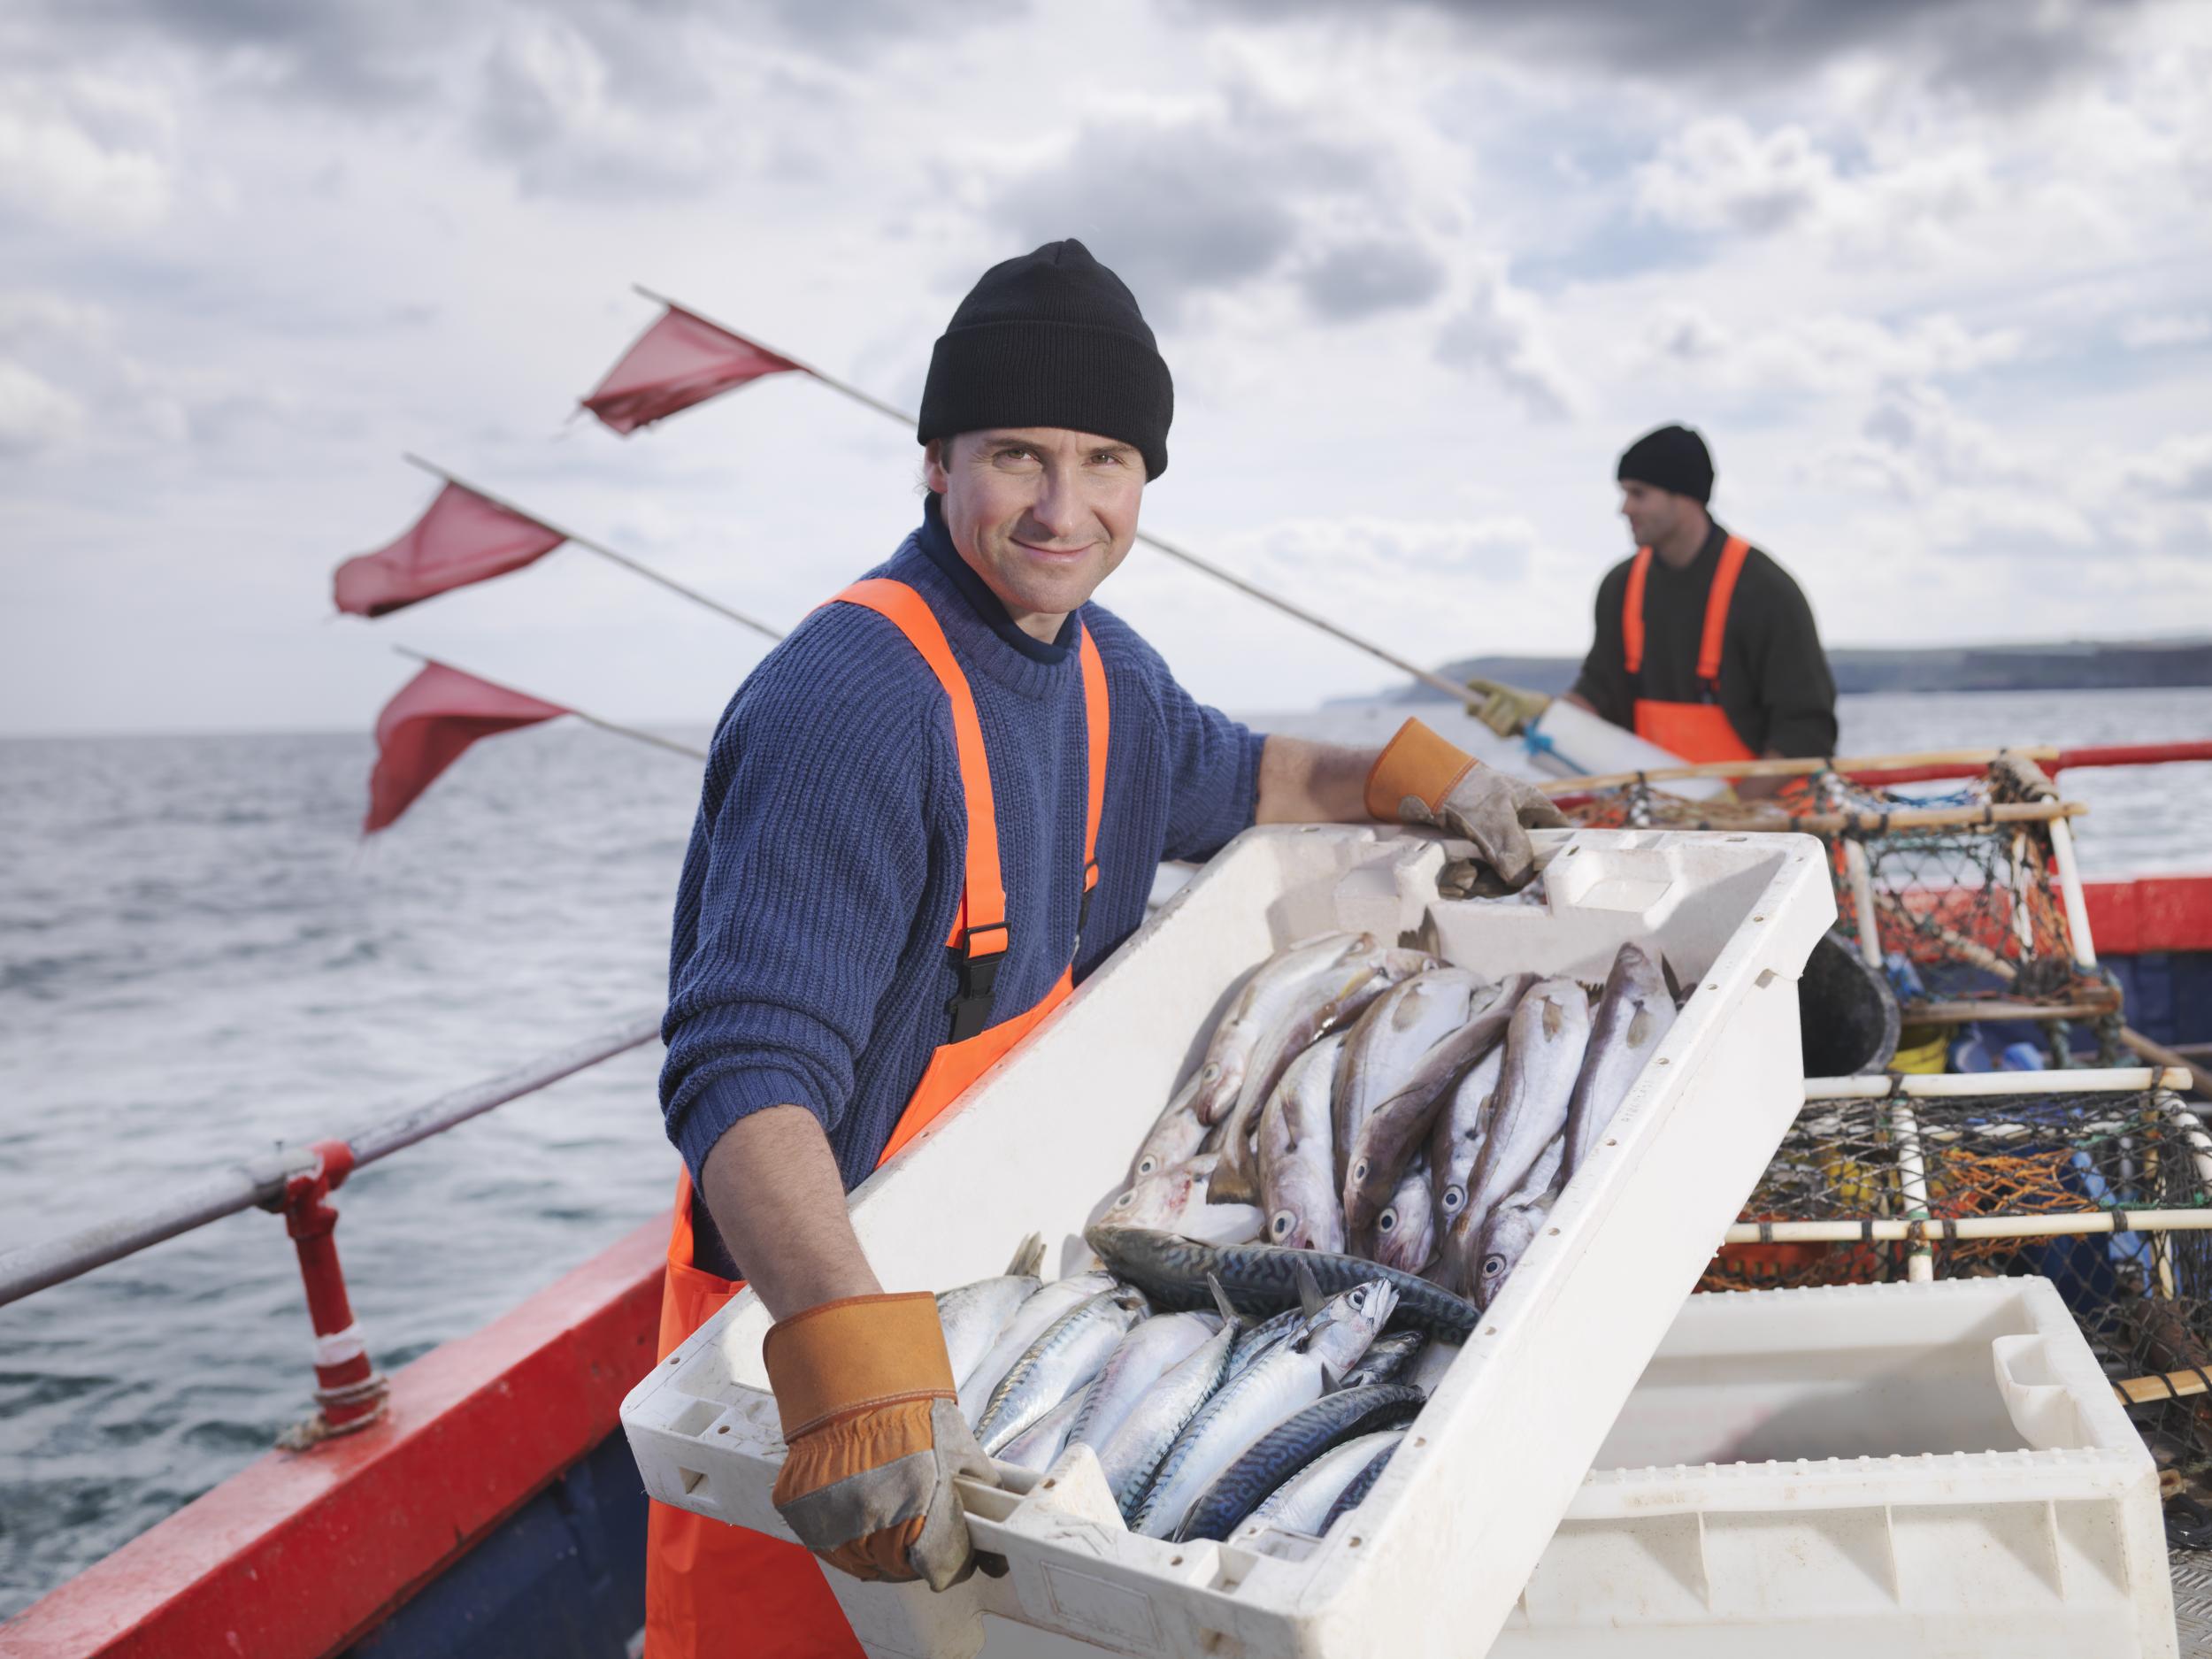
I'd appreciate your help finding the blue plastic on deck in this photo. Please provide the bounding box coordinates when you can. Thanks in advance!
[346,1429,648,1659]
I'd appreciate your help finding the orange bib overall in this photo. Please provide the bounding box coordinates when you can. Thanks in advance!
[643,577,1110,1658]
[1621,534,1758,765]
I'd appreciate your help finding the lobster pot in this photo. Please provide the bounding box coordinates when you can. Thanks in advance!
[1709,1071,2212,1502]
[622,825,1833,1658]
[1488,1278,2175,1658]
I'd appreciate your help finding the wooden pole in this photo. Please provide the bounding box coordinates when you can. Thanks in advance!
[391,647,707,762]
[2112,1367,2212,1407]
[1611,800,2085,834]
[2122,1027,2212,1100]
[403,454,786,645]
[1539,746,2062,795]
[632,288,1477,706]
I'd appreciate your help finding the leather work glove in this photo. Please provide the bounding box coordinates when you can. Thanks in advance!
[764,1292,999,1590]
[1365,718,1570,892]
[1463,676,1553,741]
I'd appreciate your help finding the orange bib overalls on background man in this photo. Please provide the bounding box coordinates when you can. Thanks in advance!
[643,576,1110,1659]
[1620,534,1758,766]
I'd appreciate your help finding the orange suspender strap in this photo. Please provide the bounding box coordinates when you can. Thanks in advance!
[1077,623,1109,922]
[1697,536,1752,686]
[832,580,1007,1040]
[1620,546,1653,677]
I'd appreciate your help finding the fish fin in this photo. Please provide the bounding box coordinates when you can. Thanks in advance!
[1005,1232,1046,1279]
[1660,953,1686,1007]
[1626,1005,1655,1047]
[1206,1271,1241,1329]
[1296,1262,1325,1321]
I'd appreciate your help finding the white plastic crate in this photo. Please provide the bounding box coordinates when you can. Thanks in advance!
[621,824,1834,1658]
[1484,1276,2176,1658]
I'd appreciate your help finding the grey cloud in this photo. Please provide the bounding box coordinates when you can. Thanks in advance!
[1296,240,1448,322]
[1433,265,1580,421]
[1182,0,2157,104]
[984,110,1395,323]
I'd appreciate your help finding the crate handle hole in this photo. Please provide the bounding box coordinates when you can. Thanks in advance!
[678,1468,707,1495]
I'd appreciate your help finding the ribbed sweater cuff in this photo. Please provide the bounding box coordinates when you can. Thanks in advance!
[672,1067,829,1186]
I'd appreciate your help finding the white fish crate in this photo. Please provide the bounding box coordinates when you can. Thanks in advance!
[622,824,1835,1659]
[1486,1276,2177,1659]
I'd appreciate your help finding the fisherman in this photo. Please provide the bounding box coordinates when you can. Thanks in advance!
[1563,424,1837,775]
[645,239,1564,1656]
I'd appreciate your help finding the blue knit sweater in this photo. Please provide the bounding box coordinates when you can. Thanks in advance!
[660,497,1265,1221]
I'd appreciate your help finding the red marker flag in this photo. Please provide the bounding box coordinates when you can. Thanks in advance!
[365,661,568,833]
[334,483,566,618]
[581,305,803,434]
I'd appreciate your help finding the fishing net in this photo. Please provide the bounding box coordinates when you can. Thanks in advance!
[1560,757,2116,1031]
[1702,1082,2212,1510]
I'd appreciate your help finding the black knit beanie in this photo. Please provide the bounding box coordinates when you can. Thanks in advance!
[918,240,1173,480]
[1617,424,1715,504]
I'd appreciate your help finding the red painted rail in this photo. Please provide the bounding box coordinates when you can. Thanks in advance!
[0,1218,667,1659]
[1847,740,2212,788]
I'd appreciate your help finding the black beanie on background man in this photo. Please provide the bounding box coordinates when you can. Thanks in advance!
[918,239,1174,479]
[1617,424,1715,504]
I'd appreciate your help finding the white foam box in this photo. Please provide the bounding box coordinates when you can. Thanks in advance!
[1486,1277,2177,1658]
[621,824,1835,1658]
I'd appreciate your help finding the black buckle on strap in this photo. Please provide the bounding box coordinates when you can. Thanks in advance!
[946,923,1007,1044]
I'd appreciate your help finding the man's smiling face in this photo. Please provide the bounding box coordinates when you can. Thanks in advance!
[926,426,1145,639]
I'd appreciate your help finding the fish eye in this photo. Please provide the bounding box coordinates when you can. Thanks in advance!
[1352,1158,1368,1182]
[1270,1210,1297,1238]
[1111,1190,1134,1209]
[1136,1156,1158,1176]
[1440,1187,1464,1216]
[1201,1062,1220,1082]
[1377,1209,1398,1234]
[1481,1253,1505,1279]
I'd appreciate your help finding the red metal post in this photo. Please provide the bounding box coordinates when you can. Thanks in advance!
[278,1139,388,1442]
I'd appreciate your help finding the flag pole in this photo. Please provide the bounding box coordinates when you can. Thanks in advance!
[390,647,708,761]
[629,287,1476,707]
[401,454,786,646]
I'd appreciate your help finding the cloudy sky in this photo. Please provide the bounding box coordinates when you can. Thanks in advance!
[3,0,2208,734]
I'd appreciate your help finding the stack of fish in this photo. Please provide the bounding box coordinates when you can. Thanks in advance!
[1114,930,1679,1310]
[938,1229,1439,1543]
[926,930,1681,1544]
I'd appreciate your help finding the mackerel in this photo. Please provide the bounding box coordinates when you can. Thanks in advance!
[935,1233,1046,1389]
[1173,1383,1425,1542]
[1247,1429,1406,1536]
[1562,942,1676,1180]
[997,1379,1094,1472]
[1339,1329,1425,1389]
[1188,933,1372,1125]
[1093,1285,1241,1517]
[1064,1310,1220,1458]
[1086,1224,1480,1343]
[1225,1307,1306,1379]
[1130,1279,1397,1539]
[1319,1436,1402,1533]
[1256,1033,1346,1251]
[956,1271,1115,1424]
[976,1286,1149,1455]
[1342,973,1530,1247]
[1332,969,1483,1192]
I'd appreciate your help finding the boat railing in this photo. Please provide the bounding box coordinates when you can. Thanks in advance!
[0,1010,663,1443]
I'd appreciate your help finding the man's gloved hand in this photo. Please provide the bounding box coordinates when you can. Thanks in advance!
[764,1292,998,1590]
[1463,677,1552,741]
[1365,718,1569,891]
